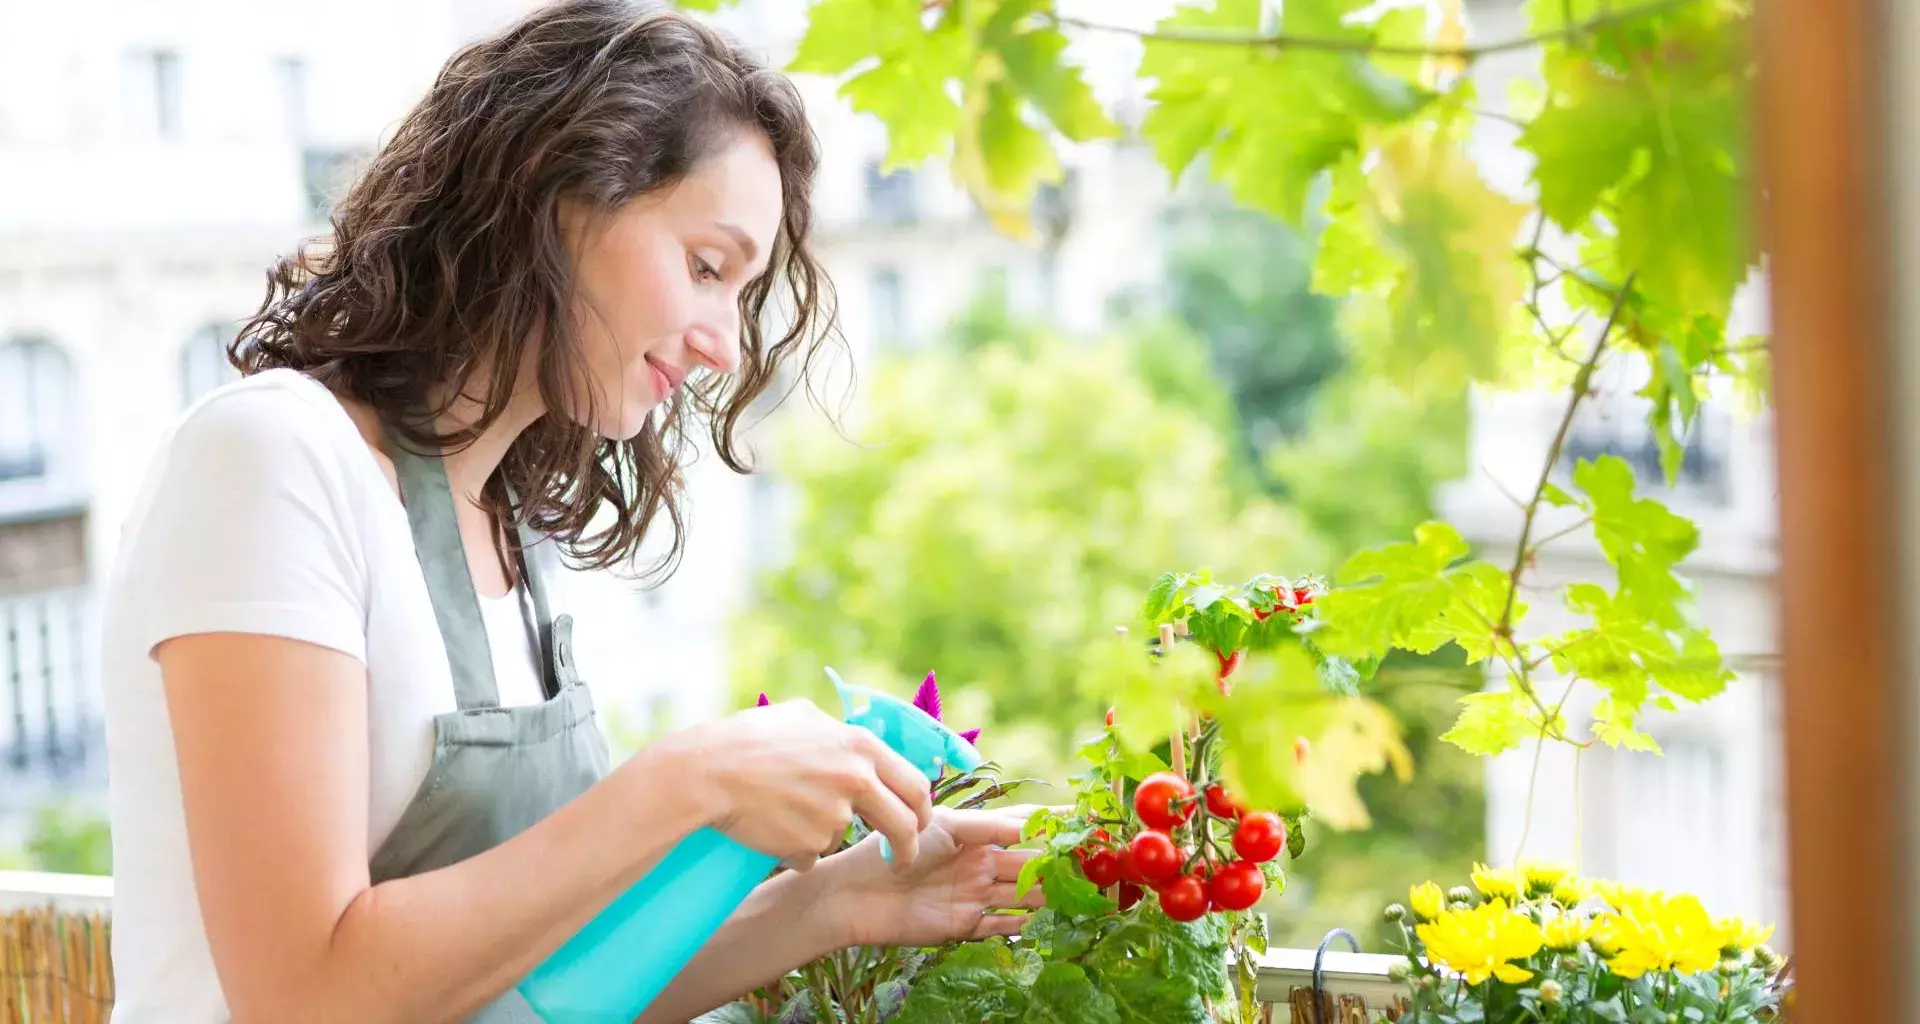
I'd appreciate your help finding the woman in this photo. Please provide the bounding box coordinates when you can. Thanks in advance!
[98,3,1039,1022]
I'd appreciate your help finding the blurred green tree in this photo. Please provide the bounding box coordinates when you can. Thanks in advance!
[729,323,1327,783]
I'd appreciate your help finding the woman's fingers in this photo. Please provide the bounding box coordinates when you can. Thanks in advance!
[990,846,1040,882]
[970,912,1029,939]
[852,775,922,869]
[982,881,1048,911]
[936,807,1028,849]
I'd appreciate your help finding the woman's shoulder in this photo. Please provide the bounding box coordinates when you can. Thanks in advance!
[160,370,390,488]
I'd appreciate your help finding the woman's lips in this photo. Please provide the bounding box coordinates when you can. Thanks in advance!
[645,356,683,399]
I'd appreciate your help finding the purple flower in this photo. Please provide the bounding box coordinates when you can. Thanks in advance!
[912,671,942,721]
[755,692,770,707]
[911,671,982,747]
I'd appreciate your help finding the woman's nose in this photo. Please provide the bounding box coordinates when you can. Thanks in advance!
[686,318,741,375]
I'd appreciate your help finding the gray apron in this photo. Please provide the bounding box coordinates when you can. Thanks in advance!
[371,433,613,1023]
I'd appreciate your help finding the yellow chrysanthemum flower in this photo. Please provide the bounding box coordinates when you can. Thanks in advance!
[1597,892,1724,979]
[1716,916,1776,957]
[1415,899,1545,986]
[1410,881,1446,923]
[1543,912,1596,951]
[1591,878,1650,911]
[1520,861,1573,898]
[1552,878,1590,907]
[1471,862,1521,902]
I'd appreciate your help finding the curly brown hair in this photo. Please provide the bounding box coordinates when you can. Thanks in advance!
[234,0,836,579]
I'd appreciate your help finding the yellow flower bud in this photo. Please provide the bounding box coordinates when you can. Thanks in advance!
[1410,881,1446,923]
[1538,979,1563,1004]
[1520,860,1573,899]
[1472,863,1521,902]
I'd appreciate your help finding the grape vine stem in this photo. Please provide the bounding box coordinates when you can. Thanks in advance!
[1050,0,1704,60]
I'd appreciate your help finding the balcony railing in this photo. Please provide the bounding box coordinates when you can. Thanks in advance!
[1,585,99,783]
[0,871,1404,1022]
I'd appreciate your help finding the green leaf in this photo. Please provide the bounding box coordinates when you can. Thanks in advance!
[1574,455,1701,624]
[795,2,973,168]
[1026,964,1121,1024]
[1339,118,1531,387]
[1591,696,1663,753]
[988,19,1120,143]
[1314,522,1513,664]
[1139,0,1432,222]
[893,967,1025,1024]
[1551,584,1732,711]
[1140,572,1193,624]
[1441,689,1537,756]
[691,1003,769,1024]
[1518,4,1756,319]
[1015,849,1053,900]
[1041,859,1118,916]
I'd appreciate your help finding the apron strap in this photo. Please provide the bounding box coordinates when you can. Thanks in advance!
[387,428,504,711]
[510,504,569,699]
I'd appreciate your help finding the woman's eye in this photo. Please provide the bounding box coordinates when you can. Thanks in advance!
[691,254,722,283]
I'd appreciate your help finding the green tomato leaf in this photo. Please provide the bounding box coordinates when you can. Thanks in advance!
[1025,964,1122,1024]
[1042,858,1118,916]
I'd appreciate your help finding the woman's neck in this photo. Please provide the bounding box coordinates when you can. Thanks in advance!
[432,380,547,508]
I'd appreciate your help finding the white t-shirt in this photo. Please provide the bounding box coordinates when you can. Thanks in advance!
[100,368,551,1022]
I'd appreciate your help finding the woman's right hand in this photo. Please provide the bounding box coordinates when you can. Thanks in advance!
[663,699,936,871]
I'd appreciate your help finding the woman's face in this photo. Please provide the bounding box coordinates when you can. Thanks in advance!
[560,130,783,440]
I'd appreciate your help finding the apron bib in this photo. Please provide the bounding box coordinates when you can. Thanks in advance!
[371,434,612,1023]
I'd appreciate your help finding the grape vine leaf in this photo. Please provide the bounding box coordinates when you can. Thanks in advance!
[1139,0,1432,223]
[790,0,971,167]
[1441,689,1539,757]
[1591,695,1663,753]
[1547,582,1732,742]
[1518,1,1756,320]
[1313,522,1518,665]
[1333,117,1530,388]
[1574,455,1700,625]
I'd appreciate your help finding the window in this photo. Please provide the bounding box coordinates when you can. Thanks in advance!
[125,49,183,139]
[303,146,371,223]
[870,266,906,345]
[179,324,240,409]
[0,340,74,486]
[277,56,308,142]
[864,160,917,225]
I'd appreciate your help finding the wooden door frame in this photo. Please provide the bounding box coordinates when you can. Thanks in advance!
[1758,0,1903,1015]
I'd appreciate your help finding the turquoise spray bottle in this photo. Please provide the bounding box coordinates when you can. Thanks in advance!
[516,667,985,1023]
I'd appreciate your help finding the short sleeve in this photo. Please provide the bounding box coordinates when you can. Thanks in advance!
[123,383,371,663]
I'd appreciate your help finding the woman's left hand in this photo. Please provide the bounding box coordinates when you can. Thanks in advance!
[814,805,1047,948]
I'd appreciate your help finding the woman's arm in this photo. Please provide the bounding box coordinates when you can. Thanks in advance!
[635,807,1045,1024]
[160,634,932,1024]
[162,632,708,1024]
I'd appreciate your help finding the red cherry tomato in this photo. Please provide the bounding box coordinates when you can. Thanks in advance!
[1133,772,1196,831]
[1293,587,1315,608]
[1157,874,1210,922]
[1294,736,1312,765]
[1118,881,1143,910]
[1128,830,1186,884]
[1117,843,1150,886]
[1105,707,1116,728]
[1233,811,1287,864]
[1207,861,1266,911]
[1216,650,1244,679]
[1204,784,1244,820]
[1081,847,1123,888]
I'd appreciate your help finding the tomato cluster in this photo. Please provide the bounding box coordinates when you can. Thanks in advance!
[1074,772,1287,923]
